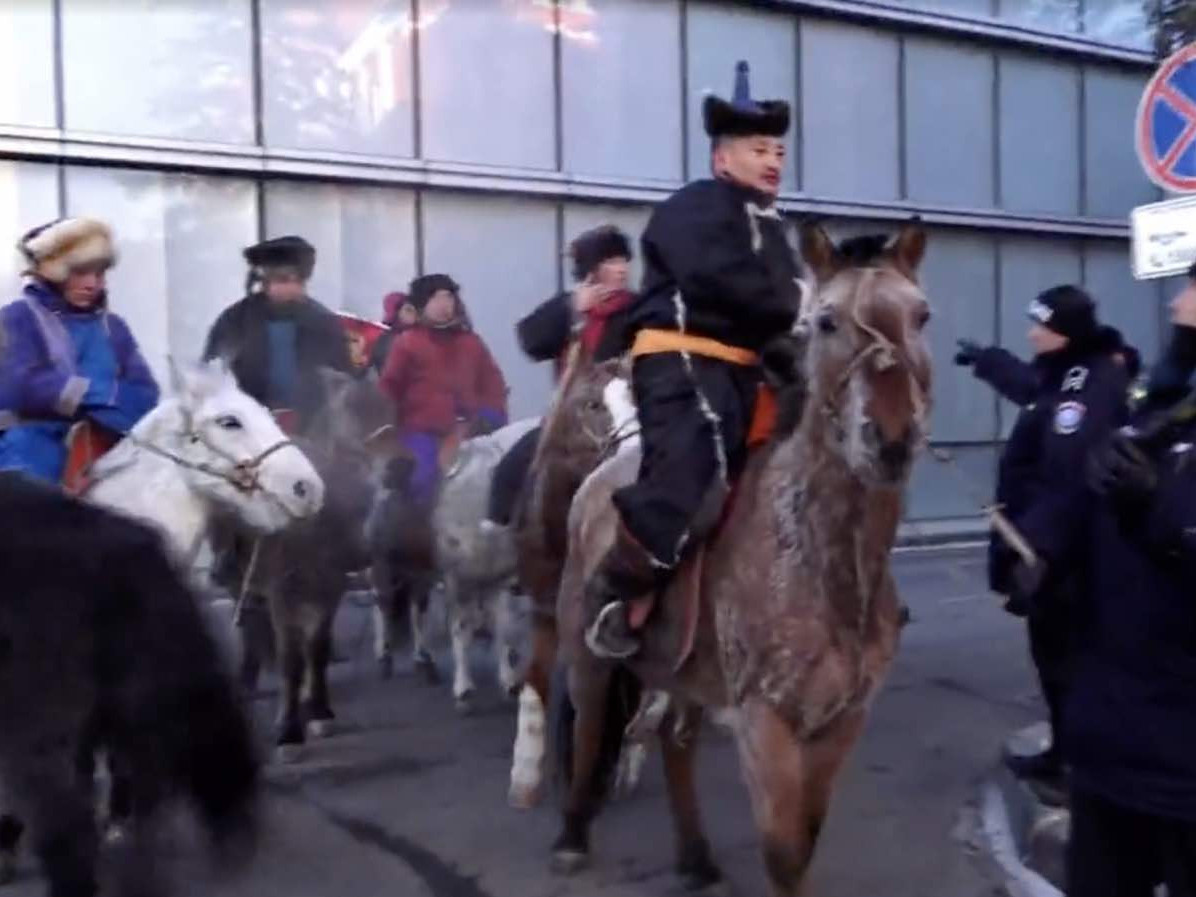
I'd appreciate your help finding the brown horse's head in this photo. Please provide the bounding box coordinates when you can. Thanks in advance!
[797,220,932,486]
[537,353,631,471]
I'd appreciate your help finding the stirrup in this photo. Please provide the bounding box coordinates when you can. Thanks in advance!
[585,601,639,660]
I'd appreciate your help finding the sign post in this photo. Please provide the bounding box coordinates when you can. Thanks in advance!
[1132,42,1196,280]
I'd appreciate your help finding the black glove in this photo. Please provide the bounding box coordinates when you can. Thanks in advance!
[1003,558,1047,617]
[1088,431,1158,512]
[954,339,982,367]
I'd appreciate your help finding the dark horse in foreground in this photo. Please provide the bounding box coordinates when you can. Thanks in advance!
[0,473,258,897]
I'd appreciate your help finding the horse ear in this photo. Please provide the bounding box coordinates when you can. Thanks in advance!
[799,221,841,284]
[889,218,927,280]
[167,355,188,397]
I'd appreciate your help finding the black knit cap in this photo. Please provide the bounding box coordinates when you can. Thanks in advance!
[1027,284,1098,344]
[243,235,316,279]
[569,225,632,281]
[408,273,459,312]
[703,60,790,139]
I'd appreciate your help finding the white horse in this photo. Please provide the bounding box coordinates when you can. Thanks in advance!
[372,418,539,712]
[85,359,325,562]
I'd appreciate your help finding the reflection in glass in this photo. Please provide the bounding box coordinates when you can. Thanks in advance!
[0,2,54,128]
[997,0,1080,34]
[65,167,257,380]
[0,162,59,298]
[61,0,254,143]
[1082,0,1152,49]
[261,0,415,156]
[264,181,417,320]
[901,0,995,18]
[420,0,554,169]
[561,0,683,182]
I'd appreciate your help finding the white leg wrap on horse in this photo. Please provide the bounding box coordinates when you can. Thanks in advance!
[371,603,388,660]
[509,684,545,806]
[450,608,473,700]
[615,742,649,798]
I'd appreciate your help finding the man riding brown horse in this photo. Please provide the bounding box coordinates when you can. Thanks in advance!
[585,60,801,659]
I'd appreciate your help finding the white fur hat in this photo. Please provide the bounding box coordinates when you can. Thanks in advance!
[18,217,117,284]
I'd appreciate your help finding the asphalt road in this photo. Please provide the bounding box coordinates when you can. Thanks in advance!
[5,546,1038,897]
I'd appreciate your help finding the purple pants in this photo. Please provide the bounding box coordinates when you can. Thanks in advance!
[399,432,441,505]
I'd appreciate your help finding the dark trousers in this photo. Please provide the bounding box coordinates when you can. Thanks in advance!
[487,425,541,525]
[1068,787,1196,897]
[1028,603,1072,759]
[612,353,758,568]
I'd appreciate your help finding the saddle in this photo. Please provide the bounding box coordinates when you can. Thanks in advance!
[61,421,119,496]
[627,383,779,672]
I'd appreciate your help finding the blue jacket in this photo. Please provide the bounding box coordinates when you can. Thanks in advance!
[1059,410,1196,822]
[0,280,159,482]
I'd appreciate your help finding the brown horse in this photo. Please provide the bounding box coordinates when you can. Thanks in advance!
[550,221,933,895]
[507,352,633,808]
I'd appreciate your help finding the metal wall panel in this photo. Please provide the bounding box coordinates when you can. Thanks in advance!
[0,161,59,298]
[421,192,558,420]
[904,37,995,208]
[918,229,999,442]
[998,52,1081,216]
[800,18,900,202]
[906,444,997,521]
[561,0,683,183]
[1082,0,1152,50]
[1083,67,1157,220]
[0,2,54,129]
[685,3,797,188]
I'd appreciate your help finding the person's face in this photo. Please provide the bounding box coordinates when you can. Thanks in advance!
[712,135,786,197]
[593,256,630,291]
[1169,279,1196,328]
[423,289,457,325]
[62,267,106,309]
[397,302,418,327]
[264,272,305,303]
[1028,323,1068,356]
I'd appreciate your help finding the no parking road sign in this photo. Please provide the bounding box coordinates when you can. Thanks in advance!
[1136,42,1196,193]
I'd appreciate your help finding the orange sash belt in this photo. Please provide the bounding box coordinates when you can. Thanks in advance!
[630,329,760,367]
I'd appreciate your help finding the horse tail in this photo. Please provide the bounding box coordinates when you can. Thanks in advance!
[551,663,641,808]
[100,525,259,863]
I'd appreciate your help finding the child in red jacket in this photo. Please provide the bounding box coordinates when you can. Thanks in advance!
[380,274,508,504]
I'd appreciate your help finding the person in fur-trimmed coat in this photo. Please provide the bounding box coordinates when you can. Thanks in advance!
[0,218,159,483]
[380,274,508,505]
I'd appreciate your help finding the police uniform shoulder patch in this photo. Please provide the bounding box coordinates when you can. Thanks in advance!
[1054,401,1085,435]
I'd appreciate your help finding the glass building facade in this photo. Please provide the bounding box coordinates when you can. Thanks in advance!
[0,0,1167,528]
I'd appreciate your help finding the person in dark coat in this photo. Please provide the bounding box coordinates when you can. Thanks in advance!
[202,235,352,432]
[985,285,1129,786]
[484,225,635,527]
[584,61,800,659]
[1057,281,1196,895]
[0,218,159,483]
[955,324,1141,408]
[379,274,508,506]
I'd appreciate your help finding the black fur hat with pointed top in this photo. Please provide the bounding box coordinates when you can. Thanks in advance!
[702,60,790,139]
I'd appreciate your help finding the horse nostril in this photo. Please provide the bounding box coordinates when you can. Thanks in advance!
[878,440,911,471]
[293,480,309,500]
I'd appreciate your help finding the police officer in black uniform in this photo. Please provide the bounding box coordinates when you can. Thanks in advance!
[1059,272,1196,896]
[584,61,800,659]
[981,285,1129,785]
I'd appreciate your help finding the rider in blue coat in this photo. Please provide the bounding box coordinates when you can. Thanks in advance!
[0,218,159,483]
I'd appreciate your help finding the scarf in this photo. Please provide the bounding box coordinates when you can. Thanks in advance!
[579,289,634,356]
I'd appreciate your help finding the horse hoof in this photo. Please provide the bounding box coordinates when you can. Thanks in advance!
[307,718,335,739]
[454,690,475,715]
[378,655,394,680]
[550,848,589,877]
[507,781,541,810]
[0,851,15,886]
[677,841,722,892]
[274,743,305,765]
[415,655,440,685]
